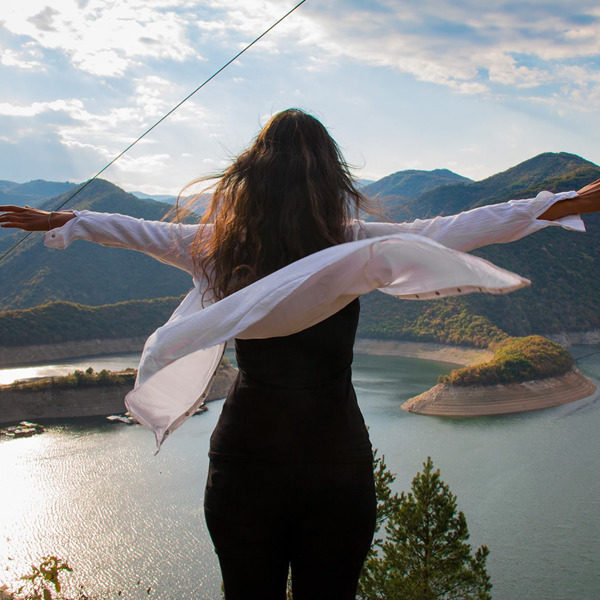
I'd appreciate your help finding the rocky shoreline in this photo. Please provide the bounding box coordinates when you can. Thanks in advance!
[1,331,598,369]
[354,338,493,366]
[0,336,148,367]
[2,334,598,422]
[402,367,597,417]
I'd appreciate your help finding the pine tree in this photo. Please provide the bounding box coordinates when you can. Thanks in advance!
[358,456,492,600]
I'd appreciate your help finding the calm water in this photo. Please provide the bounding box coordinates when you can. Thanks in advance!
[1,347,599,599]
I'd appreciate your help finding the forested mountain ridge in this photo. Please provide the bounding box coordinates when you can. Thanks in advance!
[358,152,600,340]
[0,180,192,309]
[1,152,599,345]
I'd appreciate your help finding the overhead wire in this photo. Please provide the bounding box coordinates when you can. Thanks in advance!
[0,0,307,264]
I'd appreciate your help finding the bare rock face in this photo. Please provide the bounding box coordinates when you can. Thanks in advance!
[403,368,597,417]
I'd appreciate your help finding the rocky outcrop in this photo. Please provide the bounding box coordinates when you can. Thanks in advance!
[402,368,597,416]
[0,362,237,424]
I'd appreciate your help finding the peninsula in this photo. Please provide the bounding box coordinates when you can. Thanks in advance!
[402,336,597,416]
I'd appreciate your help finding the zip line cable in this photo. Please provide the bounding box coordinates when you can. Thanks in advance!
[0,0,307,264]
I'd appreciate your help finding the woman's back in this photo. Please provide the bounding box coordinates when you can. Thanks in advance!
[208,298,372,463]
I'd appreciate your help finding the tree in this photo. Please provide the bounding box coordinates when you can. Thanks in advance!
[358,456,492,600]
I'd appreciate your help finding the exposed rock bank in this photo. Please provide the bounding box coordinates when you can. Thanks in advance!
[0,337,147,367]
[354,338,493,365]
[0,362,237,424]
[402,368,597,417]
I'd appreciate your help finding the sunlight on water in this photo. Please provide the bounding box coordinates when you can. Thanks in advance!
[0,353,141,385]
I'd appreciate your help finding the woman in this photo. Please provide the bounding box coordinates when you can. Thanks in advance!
[1,109,599,598]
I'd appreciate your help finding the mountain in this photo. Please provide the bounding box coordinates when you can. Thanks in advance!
[362,169,472,221]
[357,152,600,340]
[364,168,471,199]
[0,180,191,309]
[1,153,599,342]
[130,191,178,204]
[0,179,77,208]
[401,152,600,219]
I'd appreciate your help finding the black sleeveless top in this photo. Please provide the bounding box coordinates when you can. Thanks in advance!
[209,298,372,464]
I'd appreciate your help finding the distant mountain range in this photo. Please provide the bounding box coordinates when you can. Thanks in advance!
[0,179,77,208]
[1,152,599,344]
[130,191,178,204]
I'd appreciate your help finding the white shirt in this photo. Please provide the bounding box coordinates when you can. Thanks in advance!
[45,190,583,450]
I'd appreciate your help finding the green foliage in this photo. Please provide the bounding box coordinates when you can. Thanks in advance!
[13,556,73,600]
[0,297,181,347]
[358,295,508,348]
[8,368,137,392]
[0,555,154,599]
[2,154,600,341]
[0,179,191,309]
[358,457,492,600]
[439,335,573,386]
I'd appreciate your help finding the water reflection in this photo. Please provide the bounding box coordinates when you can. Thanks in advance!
[0,353,141,385]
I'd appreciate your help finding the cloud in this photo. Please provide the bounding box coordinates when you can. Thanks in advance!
[0,45,45,71]
[2,0,200,77]
[27,6,60,32]
[0,99,85,118]
[0,1,599,189]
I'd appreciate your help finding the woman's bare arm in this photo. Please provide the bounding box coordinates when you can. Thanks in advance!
[0,206,75,230]
[537,178,600,220]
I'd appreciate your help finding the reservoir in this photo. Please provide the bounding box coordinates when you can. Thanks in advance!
[1,347,599,599]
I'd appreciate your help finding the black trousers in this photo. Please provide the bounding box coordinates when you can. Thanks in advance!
[204,458,377,600]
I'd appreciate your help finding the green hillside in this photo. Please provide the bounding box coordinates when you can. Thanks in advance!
[1,153,599,345]
[0,179,192,309]
[438,336,573,385]
[0,297,181,346]
[358,152,600,340]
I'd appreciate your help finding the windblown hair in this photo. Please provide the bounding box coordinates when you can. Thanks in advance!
[186,109,369,300]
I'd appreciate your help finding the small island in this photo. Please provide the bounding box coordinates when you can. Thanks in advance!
[403,336,597,416]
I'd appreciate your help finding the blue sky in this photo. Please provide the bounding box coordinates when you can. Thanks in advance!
[1,0,599,194]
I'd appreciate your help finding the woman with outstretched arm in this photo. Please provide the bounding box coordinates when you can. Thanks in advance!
[1,109,599,599]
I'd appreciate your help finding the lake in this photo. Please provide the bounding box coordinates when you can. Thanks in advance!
[1,346,599,599]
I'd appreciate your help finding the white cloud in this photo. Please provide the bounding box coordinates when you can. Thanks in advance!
[3,0,200,76]
[253,1,599,107]
[1,1,599,188]
[0,45,45,70]
[0,99,85,117]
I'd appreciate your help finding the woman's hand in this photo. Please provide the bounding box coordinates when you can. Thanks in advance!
[0,205,75,231]
[537,178,600,221]
[576,177,600,199]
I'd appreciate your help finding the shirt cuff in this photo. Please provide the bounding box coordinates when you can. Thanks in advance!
[44,210,82,249]
[531,190,585,232]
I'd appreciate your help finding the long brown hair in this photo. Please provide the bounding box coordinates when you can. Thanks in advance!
[186,109,369,299]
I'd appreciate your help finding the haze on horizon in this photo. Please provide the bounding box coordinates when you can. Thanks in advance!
[1,0,599,195]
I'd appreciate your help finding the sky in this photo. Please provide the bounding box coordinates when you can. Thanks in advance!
[1,0,600,195]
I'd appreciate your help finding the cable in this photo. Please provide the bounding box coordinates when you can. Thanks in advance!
[0,0,307,264]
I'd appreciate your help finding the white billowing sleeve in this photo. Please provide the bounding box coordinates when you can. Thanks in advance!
[41,192,587,452]
[124,231,531,450]
[351,191,585,250]
[44,210,203,274]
